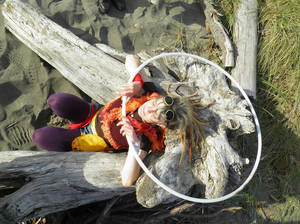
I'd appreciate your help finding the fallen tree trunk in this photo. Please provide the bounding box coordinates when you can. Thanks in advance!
[0,0,256,222]
[232,0,258,98]
[0,151,133,224]
[1,0,127,105]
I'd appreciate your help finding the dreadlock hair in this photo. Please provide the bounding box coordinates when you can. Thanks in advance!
[158,84,213,165]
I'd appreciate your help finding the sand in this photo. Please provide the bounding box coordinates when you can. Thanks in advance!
[0,0,210,152]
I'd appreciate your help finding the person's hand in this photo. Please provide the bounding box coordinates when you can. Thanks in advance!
[116,82,142,98]
[99,0,126,14]
[117,117,140,145]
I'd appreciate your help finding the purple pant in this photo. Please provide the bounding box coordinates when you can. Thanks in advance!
[32,93,90,151]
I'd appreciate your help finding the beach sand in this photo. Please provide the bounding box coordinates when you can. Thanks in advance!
[0,0,210,152]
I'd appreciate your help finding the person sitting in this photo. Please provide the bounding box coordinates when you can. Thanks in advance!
[32,55,207,186]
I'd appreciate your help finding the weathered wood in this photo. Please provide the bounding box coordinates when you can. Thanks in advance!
[0,151,133,224]
[199,0,234,67]
[135,54,254,207]
[232,0,258,98]
[94,43,128,63]
[1,0,128,105]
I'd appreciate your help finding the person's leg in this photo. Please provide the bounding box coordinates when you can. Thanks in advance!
[32,126,80,151]
[48,93,90,123]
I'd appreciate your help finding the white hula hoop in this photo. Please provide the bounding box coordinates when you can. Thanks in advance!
[121,52,262,203]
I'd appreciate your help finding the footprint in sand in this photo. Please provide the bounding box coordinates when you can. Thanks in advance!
[8,45,48,84]
[0,105,35,150]
[3,121,34,148]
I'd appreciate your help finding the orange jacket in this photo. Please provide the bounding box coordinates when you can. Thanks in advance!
[100,92,165,151]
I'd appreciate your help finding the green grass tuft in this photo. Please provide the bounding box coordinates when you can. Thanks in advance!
[213,0,240,34]
[258,0,300,135]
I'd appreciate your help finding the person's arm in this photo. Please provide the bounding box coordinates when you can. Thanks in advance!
[121,134,151,186]
[117,55,156,97]
[125,55,151,83]
[117,117,149,186]
[116,55,154,186]
[126,55,159,93]
[121,148,147,187]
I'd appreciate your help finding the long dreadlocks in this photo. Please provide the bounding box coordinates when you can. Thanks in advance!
[158,84,214,164]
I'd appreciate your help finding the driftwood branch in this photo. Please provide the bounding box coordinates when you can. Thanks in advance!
[232,0,258,98]
[1,0,127,105]
[199,0,234,67]
[0,151,133,223]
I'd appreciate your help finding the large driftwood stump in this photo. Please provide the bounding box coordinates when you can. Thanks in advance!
[135,54,254,207]
[0,0,256,222]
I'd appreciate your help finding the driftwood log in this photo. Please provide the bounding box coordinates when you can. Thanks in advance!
[0,0,255,222]
[2,0,127,105]
[199,0,234,67]
[0,151,133,224]
[232,0,258,98]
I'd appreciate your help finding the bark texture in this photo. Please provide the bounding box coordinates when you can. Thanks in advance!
[0,151,132,223]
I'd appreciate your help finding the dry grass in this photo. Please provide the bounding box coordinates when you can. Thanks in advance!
[18,218,46,224]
